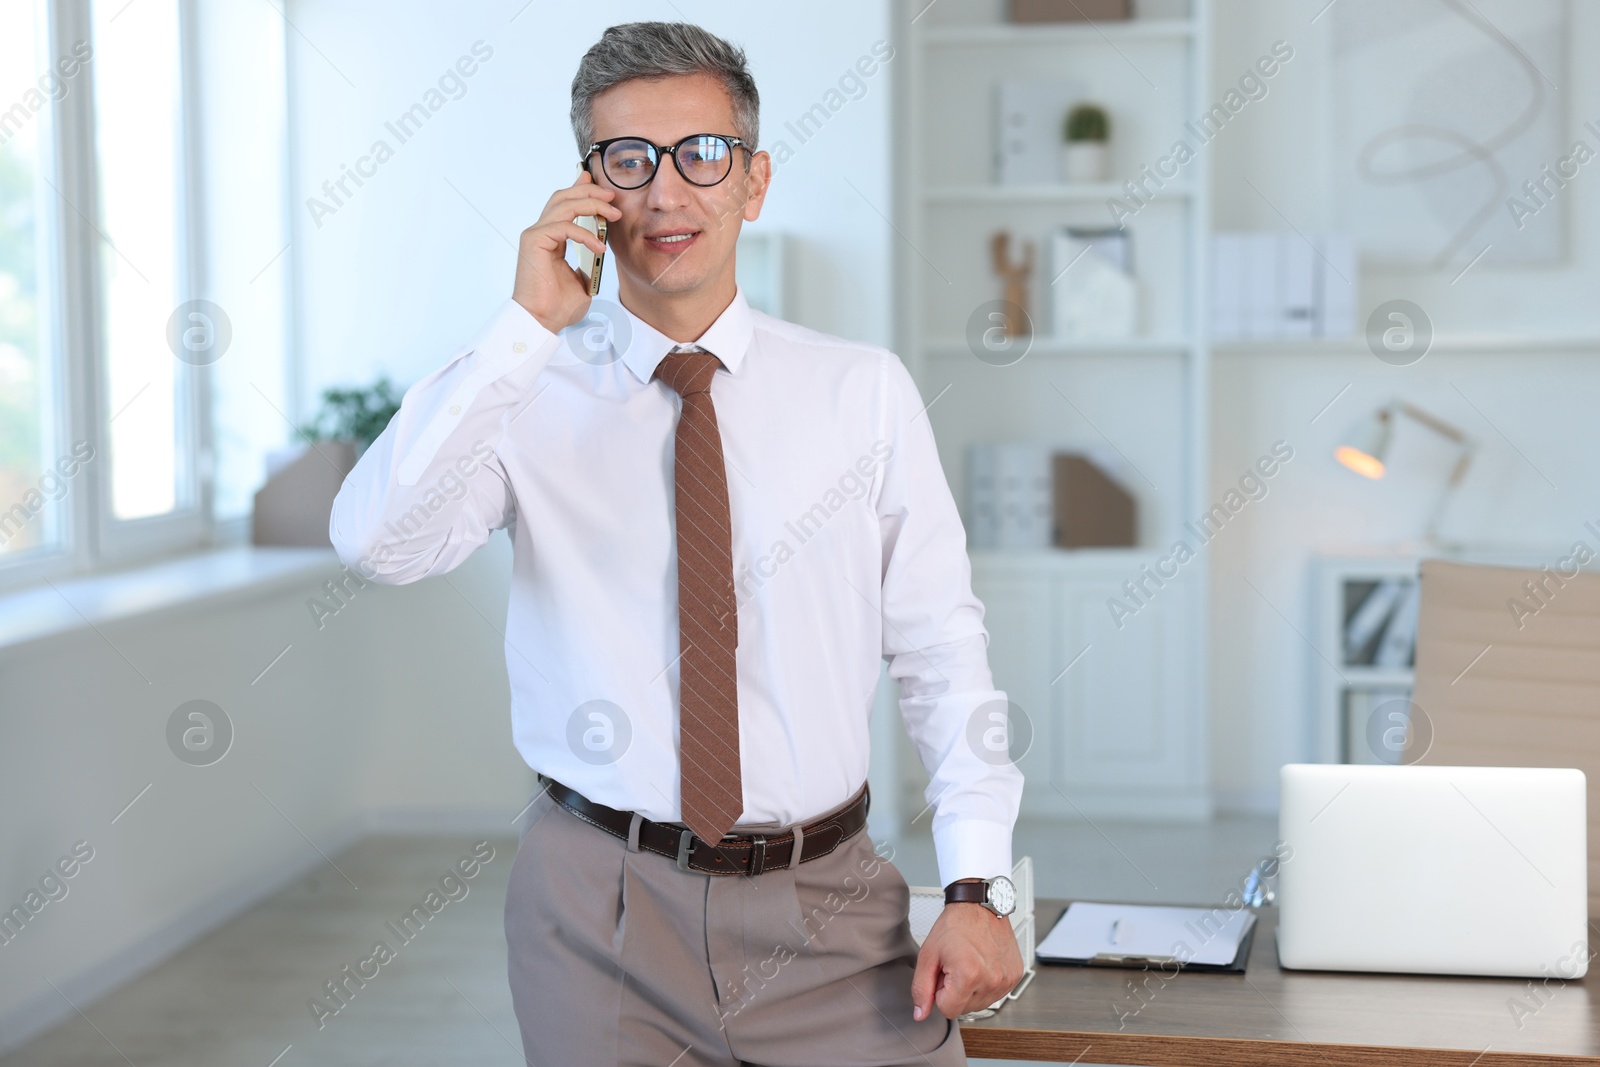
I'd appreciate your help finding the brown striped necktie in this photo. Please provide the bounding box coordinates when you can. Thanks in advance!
[653,346,742,845]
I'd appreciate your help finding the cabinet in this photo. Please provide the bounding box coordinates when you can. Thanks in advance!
[894,550,1207,821]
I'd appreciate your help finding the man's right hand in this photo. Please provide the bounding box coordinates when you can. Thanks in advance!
[512,170,623,335]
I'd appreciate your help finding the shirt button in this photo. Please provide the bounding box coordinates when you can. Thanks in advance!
[449,405,461,415]
[513,341,527,353]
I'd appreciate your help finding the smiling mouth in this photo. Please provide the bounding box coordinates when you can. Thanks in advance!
[645,230,700,249]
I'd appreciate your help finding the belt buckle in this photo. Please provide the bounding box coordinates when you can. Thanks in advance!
[749,835,767,876]
[676,828,695,872]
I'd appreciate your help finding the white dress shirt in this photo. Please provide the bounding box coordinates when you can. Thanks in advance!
[328,286,1022,884]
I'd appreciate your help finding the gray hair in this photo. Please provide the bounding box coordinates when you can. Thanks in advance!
[570,22,760,157]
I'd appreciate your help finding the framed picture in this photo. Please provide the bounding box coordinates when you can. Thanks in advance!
[1328,0,1568,268]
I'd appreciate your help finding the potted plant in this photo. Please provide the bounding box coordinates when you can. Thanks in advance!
[298,376,404,456]
[1061,102,1111,183]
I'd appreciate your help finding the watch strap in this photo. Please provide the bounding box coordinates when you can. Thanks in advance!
[944,880,990,907]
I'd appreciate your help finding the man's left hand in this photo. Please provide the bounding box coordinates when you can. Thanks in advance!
[910,897,1024,1021]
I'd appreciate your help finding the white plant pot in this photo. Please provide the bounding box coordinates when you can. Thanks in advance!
[1060,142,1109,183]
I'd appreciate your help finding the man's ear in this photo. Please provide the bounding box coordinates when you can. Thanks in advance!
[740,150,772,223]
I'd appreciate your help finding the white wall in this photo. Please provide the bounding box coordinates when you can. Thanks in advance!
[1206,0,1600,810]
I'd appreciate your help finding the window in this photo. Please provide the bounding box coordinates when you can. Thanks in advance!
[0,0,66,565]
[0,0,290,591]
[93,0,195,525]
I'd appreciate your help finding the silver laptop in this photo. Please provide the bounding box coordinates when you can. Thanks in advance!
[1277,763,1589,978]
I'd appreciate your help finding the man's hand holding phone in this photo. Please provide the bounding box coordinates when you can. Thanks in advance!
[512,170,621,336]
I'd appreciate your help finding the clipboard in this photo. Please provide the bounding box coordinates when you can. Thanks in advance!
[1034,900,1258,975]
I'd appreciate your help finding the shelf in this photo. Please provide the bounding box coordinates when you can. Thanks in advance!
[924,337,1192,358]
[923,183,1193,204]
[0,546,340,663]
[1214,335,1600,357]
[969,546,1160,572]
[1339,667,1416,687]
[1312,545,1565,568]
[918,19,1197,46]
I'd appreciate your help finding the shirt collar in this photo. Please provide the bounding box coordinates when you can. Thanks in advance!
[620,284,754,385]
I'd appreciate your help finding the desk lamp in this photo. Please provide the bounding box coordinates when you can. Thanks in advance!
[1334,400,1476,549]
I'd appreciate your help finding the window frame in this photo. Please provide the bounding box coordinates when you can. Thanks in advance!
[1,0,223,593]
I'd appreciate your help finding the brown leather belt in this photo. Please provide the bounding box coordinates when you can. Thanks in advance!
[538,775,870,876]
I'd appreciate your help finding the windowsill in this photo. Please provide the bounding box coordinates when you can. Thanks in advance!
[0,544,343,664]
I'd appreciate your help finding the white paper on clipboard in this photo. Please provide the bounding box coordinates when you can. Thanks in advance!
[1036,901,1255,967]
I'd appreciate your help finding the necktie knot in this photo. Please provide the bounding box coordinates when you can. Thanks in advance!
[654,347,722,397]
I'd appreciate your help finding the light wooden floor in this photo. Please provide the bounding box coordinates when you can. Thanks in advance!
[1,815,1277,1067]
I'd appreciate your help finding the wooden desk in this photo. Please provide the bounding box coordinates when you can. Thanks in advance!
[961,901,1599,1066]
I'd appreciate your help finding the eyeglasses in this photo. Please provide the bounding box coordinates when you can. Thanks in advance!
[581,133,748,190]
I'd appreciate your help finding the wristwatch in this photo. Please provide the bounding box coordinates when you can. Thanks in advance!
[944,875,1017,918]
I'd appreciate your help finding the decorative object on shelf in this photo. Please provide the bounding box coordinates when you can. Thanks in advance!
[1342,575,1422,673]
[1342,576,1413,663]
[252,377,403,548]
[1049,227,1136,339]
[1009,0,1129,23]
[251,441,358,547]
[995,79,1088,186]
[1052,453,1137,547]
[1333,399,1477,549]
[1210,232,1356,341]
[990,231,1035,339]
[967,443,1053,550]
[1060,103,1111,183]
[967,445,1137,550]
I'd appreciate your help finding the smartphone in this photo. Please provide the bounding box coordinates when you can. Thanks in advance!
[576,214,608,296]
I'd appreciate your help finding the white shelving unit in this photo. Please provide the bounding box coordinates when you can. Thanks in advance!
[891,0,1212,821]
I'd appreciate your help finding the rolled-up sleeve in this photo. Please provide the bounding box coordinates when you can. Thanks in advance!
[874,351,1024,887]
[329,298,562,584]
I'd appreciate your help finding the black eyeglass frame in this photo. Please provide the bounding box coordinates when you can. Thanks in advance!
[580,133,750,189]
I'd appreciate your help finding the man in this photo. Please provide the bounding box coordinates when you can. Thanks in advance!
[330,20,1023,1067]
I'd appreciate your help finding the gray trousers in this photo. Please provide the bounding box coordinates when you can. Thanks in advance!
[504,784,966,1067]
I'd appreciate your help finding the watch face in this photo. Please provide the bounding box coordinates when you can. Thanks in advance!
[988,875,1017,916]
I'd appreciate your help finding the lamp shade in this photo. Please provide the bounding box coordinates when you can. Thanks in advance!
[1334,407,1392,480]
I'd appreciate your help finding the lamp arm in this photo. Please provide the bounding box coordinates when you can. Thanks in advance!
[1388,403,1476,550]
[1423,440,1477,550]
[1396,402,1469,446]
[1444,443,1475,488]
